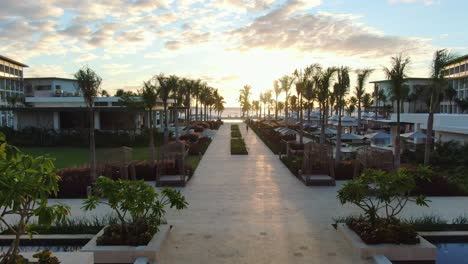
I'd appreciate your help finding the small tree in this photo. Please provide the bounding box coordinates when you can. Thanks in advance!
[0,132,70,264]
[337,167,430,225]
[82,177,188,245]
[74,66,102,182]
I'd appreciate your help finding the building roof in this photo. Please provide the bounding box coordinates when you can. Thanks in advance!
[24,77,77,82]
[446,54,468,65]
[370,78,431,84]
[0,55,29,67]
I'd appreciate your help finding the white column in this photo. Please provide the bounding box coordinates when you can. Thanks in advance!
[53,112,60,130]
[94,111,101,130]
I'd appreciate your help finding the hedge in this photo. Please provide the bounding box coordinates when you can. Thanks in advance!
[231,138,248,155]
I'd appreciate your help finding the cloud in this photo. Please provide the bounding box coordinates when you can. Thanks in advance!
[24,65,71,78]
[229,0,431,59]
[102,63,133,75]
[388,0,434,5]
[74,53,99,63]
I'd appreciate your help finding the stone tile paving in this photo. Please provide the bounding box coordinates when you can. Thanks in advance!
[36,121,468,263]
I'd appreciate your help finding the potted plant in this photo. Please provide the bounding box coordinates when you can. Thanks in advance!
[81,176,187,263]
[0,132,70,264]
[336,167,437,261]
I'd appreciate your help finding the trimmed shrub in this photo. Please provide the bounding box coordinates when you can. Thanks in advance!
[179,133,200,143]
[56,167,92,198]
[231,138,248,155]
[231,130,242,138]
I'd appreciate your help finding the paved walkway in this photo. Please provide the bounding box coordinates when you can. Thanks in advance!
[159,122,368,263]
[36,121,468,263]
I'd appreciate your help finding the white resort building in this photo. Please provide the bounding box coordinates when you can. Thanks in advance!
[0,55,28,127]
[370,54,468,145]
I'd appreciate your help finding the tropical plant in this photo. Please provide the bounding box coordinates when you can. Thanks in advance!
[119,81,159,171]
[82,177,188,246]
[74,66,102,182]
[277,101,285,116]
[279,75,296,126]
[156,74,177,143]
[383,54,411,168]
[334,66,350,162]
[239,85,252,118]
[264,90,272,119]
[337,168,430,225]
[347,96,358,116]
[252,100,260,118]
[273,80,282,119]
[424,49,454,165]
[213,90,225,119]
[362,93,373,112]
[100,90,110,97]
[0,132,70,264]
[317,67,338,143]
[355,69,373,133]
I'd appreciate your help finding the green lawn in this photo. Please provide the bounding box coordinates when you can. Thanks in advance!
[22,147,201,169]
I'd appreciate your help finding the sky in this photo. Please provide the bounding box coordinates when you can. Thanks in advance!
[1,0,467,106]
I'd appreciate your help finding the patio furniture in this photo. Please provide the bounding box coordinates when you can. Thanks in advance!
[353,146,395,177]
[156,141,189,187]
[299,142,336,186]
[100,146,136,180]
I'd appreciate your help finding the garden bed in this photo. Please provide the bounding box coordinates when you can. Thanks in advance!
[231,138,248,155]
[81,225,171,264]
[337,224,436,261]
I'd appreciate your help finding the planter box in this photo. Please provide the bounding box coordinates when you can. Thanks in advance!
[21,252,93,264]
[337,224,436,262]
[81,224,171,264]
[0,234,94,264]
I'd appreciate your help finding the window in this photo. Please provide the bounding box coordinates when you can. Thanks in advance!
[461,64,466,72]
[55,85,61,90]
[0,65,4,73]
[95,102,108,106]
[111,102,123,106]
[35,85,52,91]
[455,66,460,74]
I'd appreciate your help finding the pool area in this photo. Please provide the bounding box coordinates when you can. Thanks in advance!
[425,236,468,264]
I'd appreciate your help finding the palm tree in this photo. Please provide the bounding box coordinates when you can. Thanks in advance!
[347,96,358,116]
[383,54,411,168]
[279,75,295,126]
[362,93,373,112]
[277,101,285,116]
[140,81,158,167]
[317,67,338,143]
[156,74,176,143]
[355,69,373,133]
[192,80,202,121]
[252,100,260,118]
[265,90,272,119]
[334,66,350,162]
[213,90,225,119]
[239,85,252,118]
[273,80,282,120]
[424,49,454,165]
[74,66,102,182]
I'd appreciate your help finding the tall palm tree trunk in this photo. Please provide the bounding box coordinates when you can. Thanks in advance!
[89,107,97,181]
[395,100,401,168]
[163,102,169,143]
[424,96,435,165]
[275,95,278,120]
[335,107,342,162]
[357,99,362,134]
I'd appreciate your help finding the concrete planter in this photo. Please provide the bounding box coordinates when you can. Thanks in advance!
[21,252,94,264]
[0,234,94,264]
[81,224,171,264]
[337,224,436,262]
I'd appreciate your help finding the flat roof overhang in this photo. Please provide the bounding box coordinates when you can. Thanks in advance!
[0,107,146,112]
